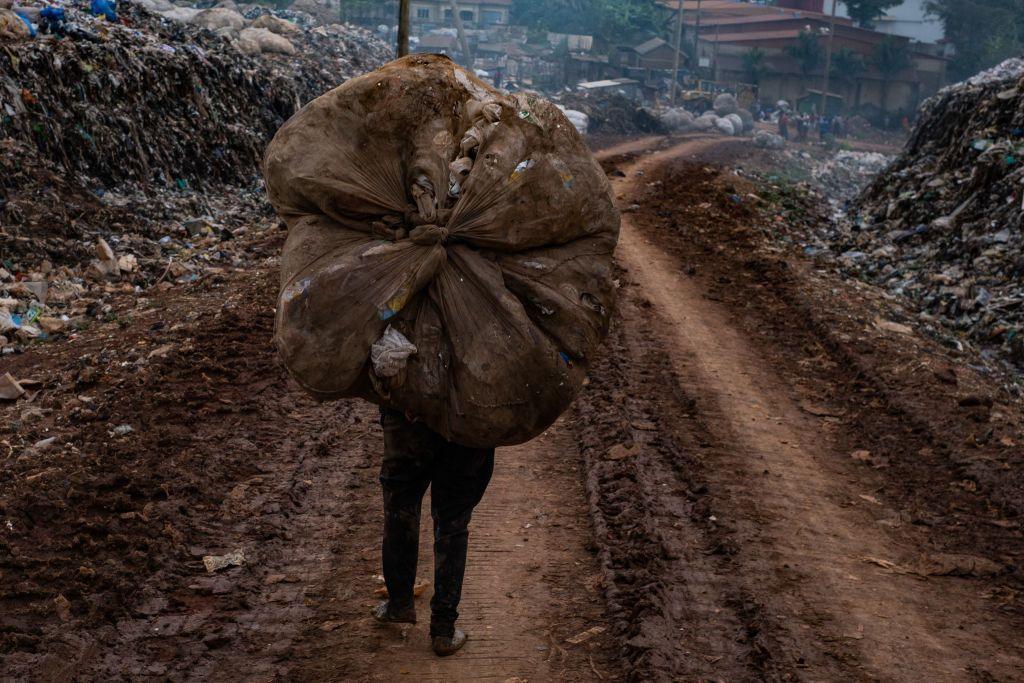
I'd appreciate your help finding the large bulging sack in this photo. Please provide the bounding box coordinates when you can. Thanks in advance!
[263,55,619,447]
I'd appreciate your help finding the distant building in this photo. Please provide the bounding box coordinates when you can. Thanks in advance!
[657,0,947,112]
[546,33,595,52]
[410,0,511,29]
[627,37,681,70]
[415,33,460,54]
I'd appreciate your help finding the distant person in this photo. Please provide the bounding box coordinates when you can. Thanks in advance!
[901,114,911,132]
[493,70,502,89]
[778,112,789,140]
[831,115,844,138]
[818,116,830,140]
[796,115,809,142]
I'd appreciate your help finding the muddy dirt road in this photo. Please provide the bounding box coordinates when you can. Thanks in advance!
[3,135,1024,681]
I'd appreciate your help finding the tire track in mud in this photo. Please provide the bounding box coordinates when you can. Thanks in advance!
[570,278,777,681]
[581,138,1024,681]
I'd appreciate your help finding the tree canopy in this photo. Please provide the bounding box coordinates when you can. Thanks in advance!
[924,0,1024,81]
[830,47,866,86]
[786,30,824,77]
[840,0,903,28]
[872,35,912,77]
[742,47,769,84]
[511,0,665,44]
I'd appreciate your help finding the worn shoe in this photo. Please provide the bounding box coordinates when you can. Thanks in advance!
[431,629,467,656]
[371,600,416,624]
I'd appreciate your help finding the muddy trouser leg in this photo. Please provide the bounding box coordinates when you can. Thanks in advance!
[428,441,495,638]
[379,408,436,613]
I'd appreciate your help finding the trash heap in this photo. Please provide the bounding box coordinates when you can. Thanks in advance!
[552,92,663,136]
[812,151,892,207]
[838,58,1024,359]
[1,1,389,190]
[0,0,390,354]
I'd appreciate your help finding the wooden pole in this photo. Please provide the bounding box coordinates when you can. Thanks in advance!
[397,0,410,57]
[449,0,472,68]
[670,0,685,106]
[819,0,838,115]
[694,0,702,78]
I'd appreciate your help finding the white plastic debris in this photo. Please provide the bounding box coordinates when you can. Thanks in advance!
[714,117,735,136]
[944,57,1024,91]
[203,549,245,573]
[370,325,418,378]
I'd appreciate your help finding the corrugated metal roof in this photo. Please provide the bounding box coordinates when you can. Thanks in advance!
[633,37,669,54]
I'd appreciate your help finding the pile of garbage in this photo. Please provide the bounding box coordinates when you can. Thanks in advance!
[838,58,1024,360]
[1,1,389,189]
[812,151,892,206]
[943,56,1024,90]
[553,92,662,136]
[1,0,391,355]
[658,93,754,137]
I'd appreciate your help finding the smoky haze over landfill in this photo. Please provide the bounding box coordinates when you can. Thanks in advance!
[2,0,1024,680]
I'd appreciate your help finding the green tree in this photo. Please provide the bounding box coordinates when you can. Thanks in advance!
[742,47,770,84]
[872,36,912,113]
[924,0,1024,81]
[511,0,664,45]
[786,30,824,78]
[830,47,866,103]
[840,0,902,28]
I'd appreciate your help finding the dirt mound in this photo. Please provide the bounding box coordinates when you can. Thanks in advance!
[841,64,1024,361]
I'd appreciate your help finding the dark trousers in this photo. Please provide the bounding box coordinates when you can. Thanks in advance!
[379,408,494,638]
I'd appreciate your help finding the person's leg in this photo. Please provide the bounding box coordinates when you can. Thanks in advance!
[378,408,437,619]
[428,441,495,642]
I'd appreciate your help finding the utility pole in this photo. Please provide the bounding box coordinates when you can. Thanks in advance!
[397,0,410,57]
[819,0,838,116]
[694,0,702,79]
[670,0,685,106]
[449,0,472,68]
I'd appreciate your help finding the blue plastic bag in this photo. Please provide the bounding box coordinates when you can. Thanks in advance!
[90,0,117,21]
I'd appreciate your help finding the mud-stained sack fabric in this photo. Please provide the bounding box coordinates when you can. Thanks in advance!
[264,54,619,447]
